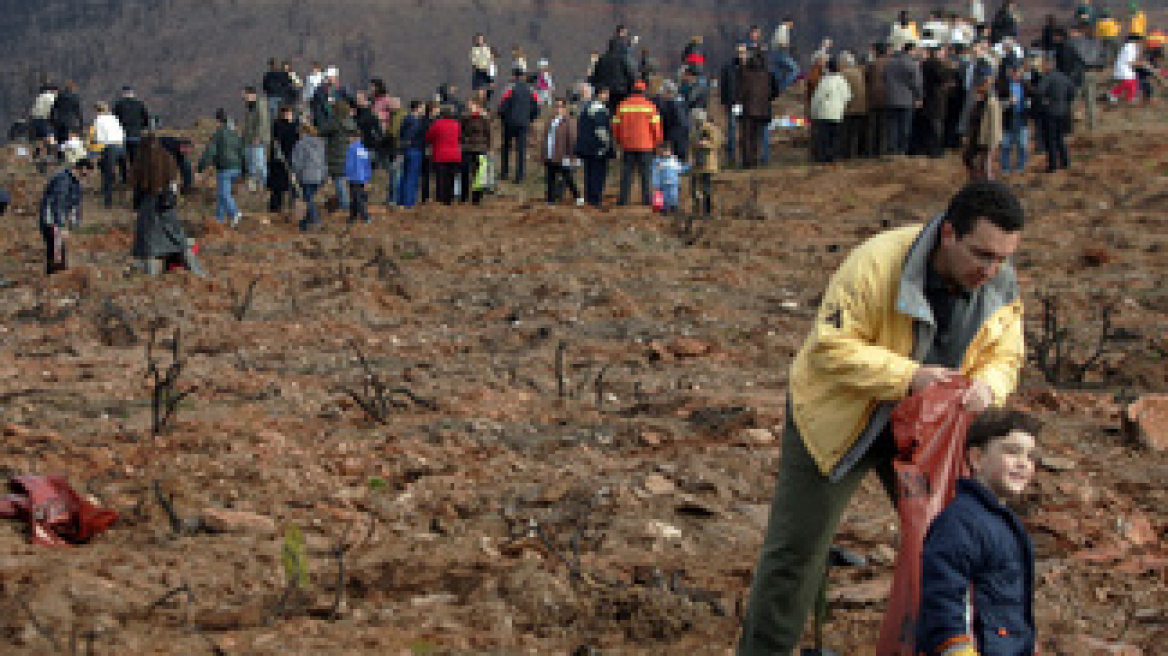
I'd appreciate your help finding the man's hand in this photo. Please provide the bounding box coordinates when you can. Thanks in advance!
[910,365,958,395]
[960,379,994,413]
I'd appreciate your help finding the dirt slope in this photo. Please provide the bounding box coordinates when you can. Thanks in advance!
[0,101,1164,654]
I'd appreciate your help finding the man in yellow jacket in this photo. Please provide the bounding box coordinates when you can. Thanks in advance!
[737,180,1026,655]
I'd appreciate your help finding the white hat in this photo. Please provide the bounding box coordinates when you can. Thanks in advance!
[538,58,549,67]
[325,66,339,78]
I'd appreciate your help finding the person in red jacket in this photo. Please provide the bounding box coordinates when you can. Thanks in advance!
[612,79,663,206]
[425,105,463,205]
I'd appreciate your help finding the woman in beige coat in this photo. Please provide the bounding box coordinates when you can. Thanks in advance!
[962,75,1002,181]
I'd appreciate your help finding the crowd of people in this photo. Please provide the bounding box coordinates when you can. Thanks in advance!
[14,2,1162,277]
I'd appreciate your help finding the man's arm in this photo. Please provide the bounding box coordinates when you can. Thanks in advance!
[803,249,920,401]
[964,299,1024,407]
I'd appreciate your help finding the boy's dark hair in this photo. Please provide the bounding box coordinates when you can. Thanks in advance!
[944,180,1025,237]
[966,409,1042,451]
[214,108,228,122]
[243,85,257,94]
[409,100,424,112]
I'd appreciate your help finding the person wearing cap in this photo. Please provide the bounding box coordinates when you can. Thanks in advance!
[39,149,92,275]
[497,68,541,183]
[89,102,126,208]
[889,10,920,52]
[113,86,150,179]
[612,79,663,205]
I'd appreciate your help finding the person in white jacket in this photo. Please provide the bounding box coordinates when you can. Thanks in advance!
[809,58,852,163]
[90,102,126,207]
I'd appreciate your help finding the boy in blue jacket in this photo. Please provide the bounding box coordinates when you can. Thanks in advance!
[917,408,1041,656]
[344,133,372,224]
[650,143,689,214]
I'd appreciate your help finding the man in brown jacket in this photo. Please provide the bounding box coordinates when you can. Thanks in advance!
[865,43,891,158]
[734,52,775,169]
[540,97,582,204]
[838,52,869,159]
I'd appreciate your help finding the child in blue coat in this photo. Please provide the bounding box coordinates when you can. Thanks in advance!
[651,143,689,214]
[916,409,1041,656]
[344,134,372,224]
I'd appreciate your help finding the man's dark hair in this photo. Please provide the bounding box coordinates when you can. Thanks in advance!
[243,85,257,94]
[409,100,424,112]
[944,180,1025,236]
[966,409,1042,451]
[214,108,228,123]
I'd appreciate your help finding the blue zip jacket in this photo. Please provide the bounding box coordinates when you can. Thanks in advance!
[344,140,372,184]
[917,477,1035,655]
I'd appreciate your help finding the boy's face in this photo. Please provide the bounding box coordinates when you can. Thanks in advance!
[970,430,1037,498]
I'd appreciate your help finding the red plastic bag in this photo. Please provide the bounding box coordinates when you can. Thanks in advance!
[876,378,973,655]
[652,189,665,211]
[0,475,118,546]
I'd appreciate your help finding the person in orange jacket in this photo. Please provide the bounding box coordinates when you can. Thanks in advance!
[612,79,663,205]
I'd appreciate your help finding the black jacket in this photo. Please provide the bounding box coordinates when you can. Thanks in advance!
[353,105,384,151]
[719,60,744,107]
[498,80,539,128]
[575,100,613,159]
[113,97,150,139]
[589,50,635,99]
[1032,70,1077,118]
[50,92,83,131]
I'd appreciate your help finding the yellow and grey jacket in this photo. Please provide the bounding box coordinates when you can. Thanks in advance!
[789,215,1024,478]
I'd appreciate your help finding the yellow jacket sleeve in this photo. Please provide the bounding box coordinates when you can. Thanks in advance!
[804,252,918,401]
[965,299,1024,406]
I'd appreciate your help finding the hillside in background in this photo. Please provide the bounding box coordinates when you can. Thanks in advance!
[6,0,1163,129]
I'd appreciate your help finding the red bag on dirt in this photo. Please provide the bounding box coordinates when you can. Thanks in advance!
[0,475,118,547]
[652,189,665,211]
[876,378,973,655]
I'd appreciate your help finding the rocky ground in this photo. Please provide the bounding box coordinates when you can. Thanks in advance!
[0,100,1164,655]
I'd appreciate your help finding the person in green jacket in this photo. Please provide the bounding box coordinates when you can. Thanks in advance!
[197,108,245,226]
[319,100,359,211]
[737,180,1027,655]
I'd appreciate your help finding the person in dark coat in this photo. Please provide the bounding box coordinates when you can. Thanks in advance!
[990,1,1022,44]
[113,86,150,179]
[50,81,84,144]
[734,51,774,169]
[917,409,1039,656]
[319,100,358,210]
[1032,56,1076,172]
[268,104,301,213]
[261,57,292,119]
[38,150,91,275]
[589,40,636,111]
[575,86,613,207]
[497,70,540,183]
[156,136,194,195]
[655,80,691,163]
[130,135,204,275]
[719,43,750,167]
[883,43,924,155]
[866,43,892,157]
[920,45,957,158]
